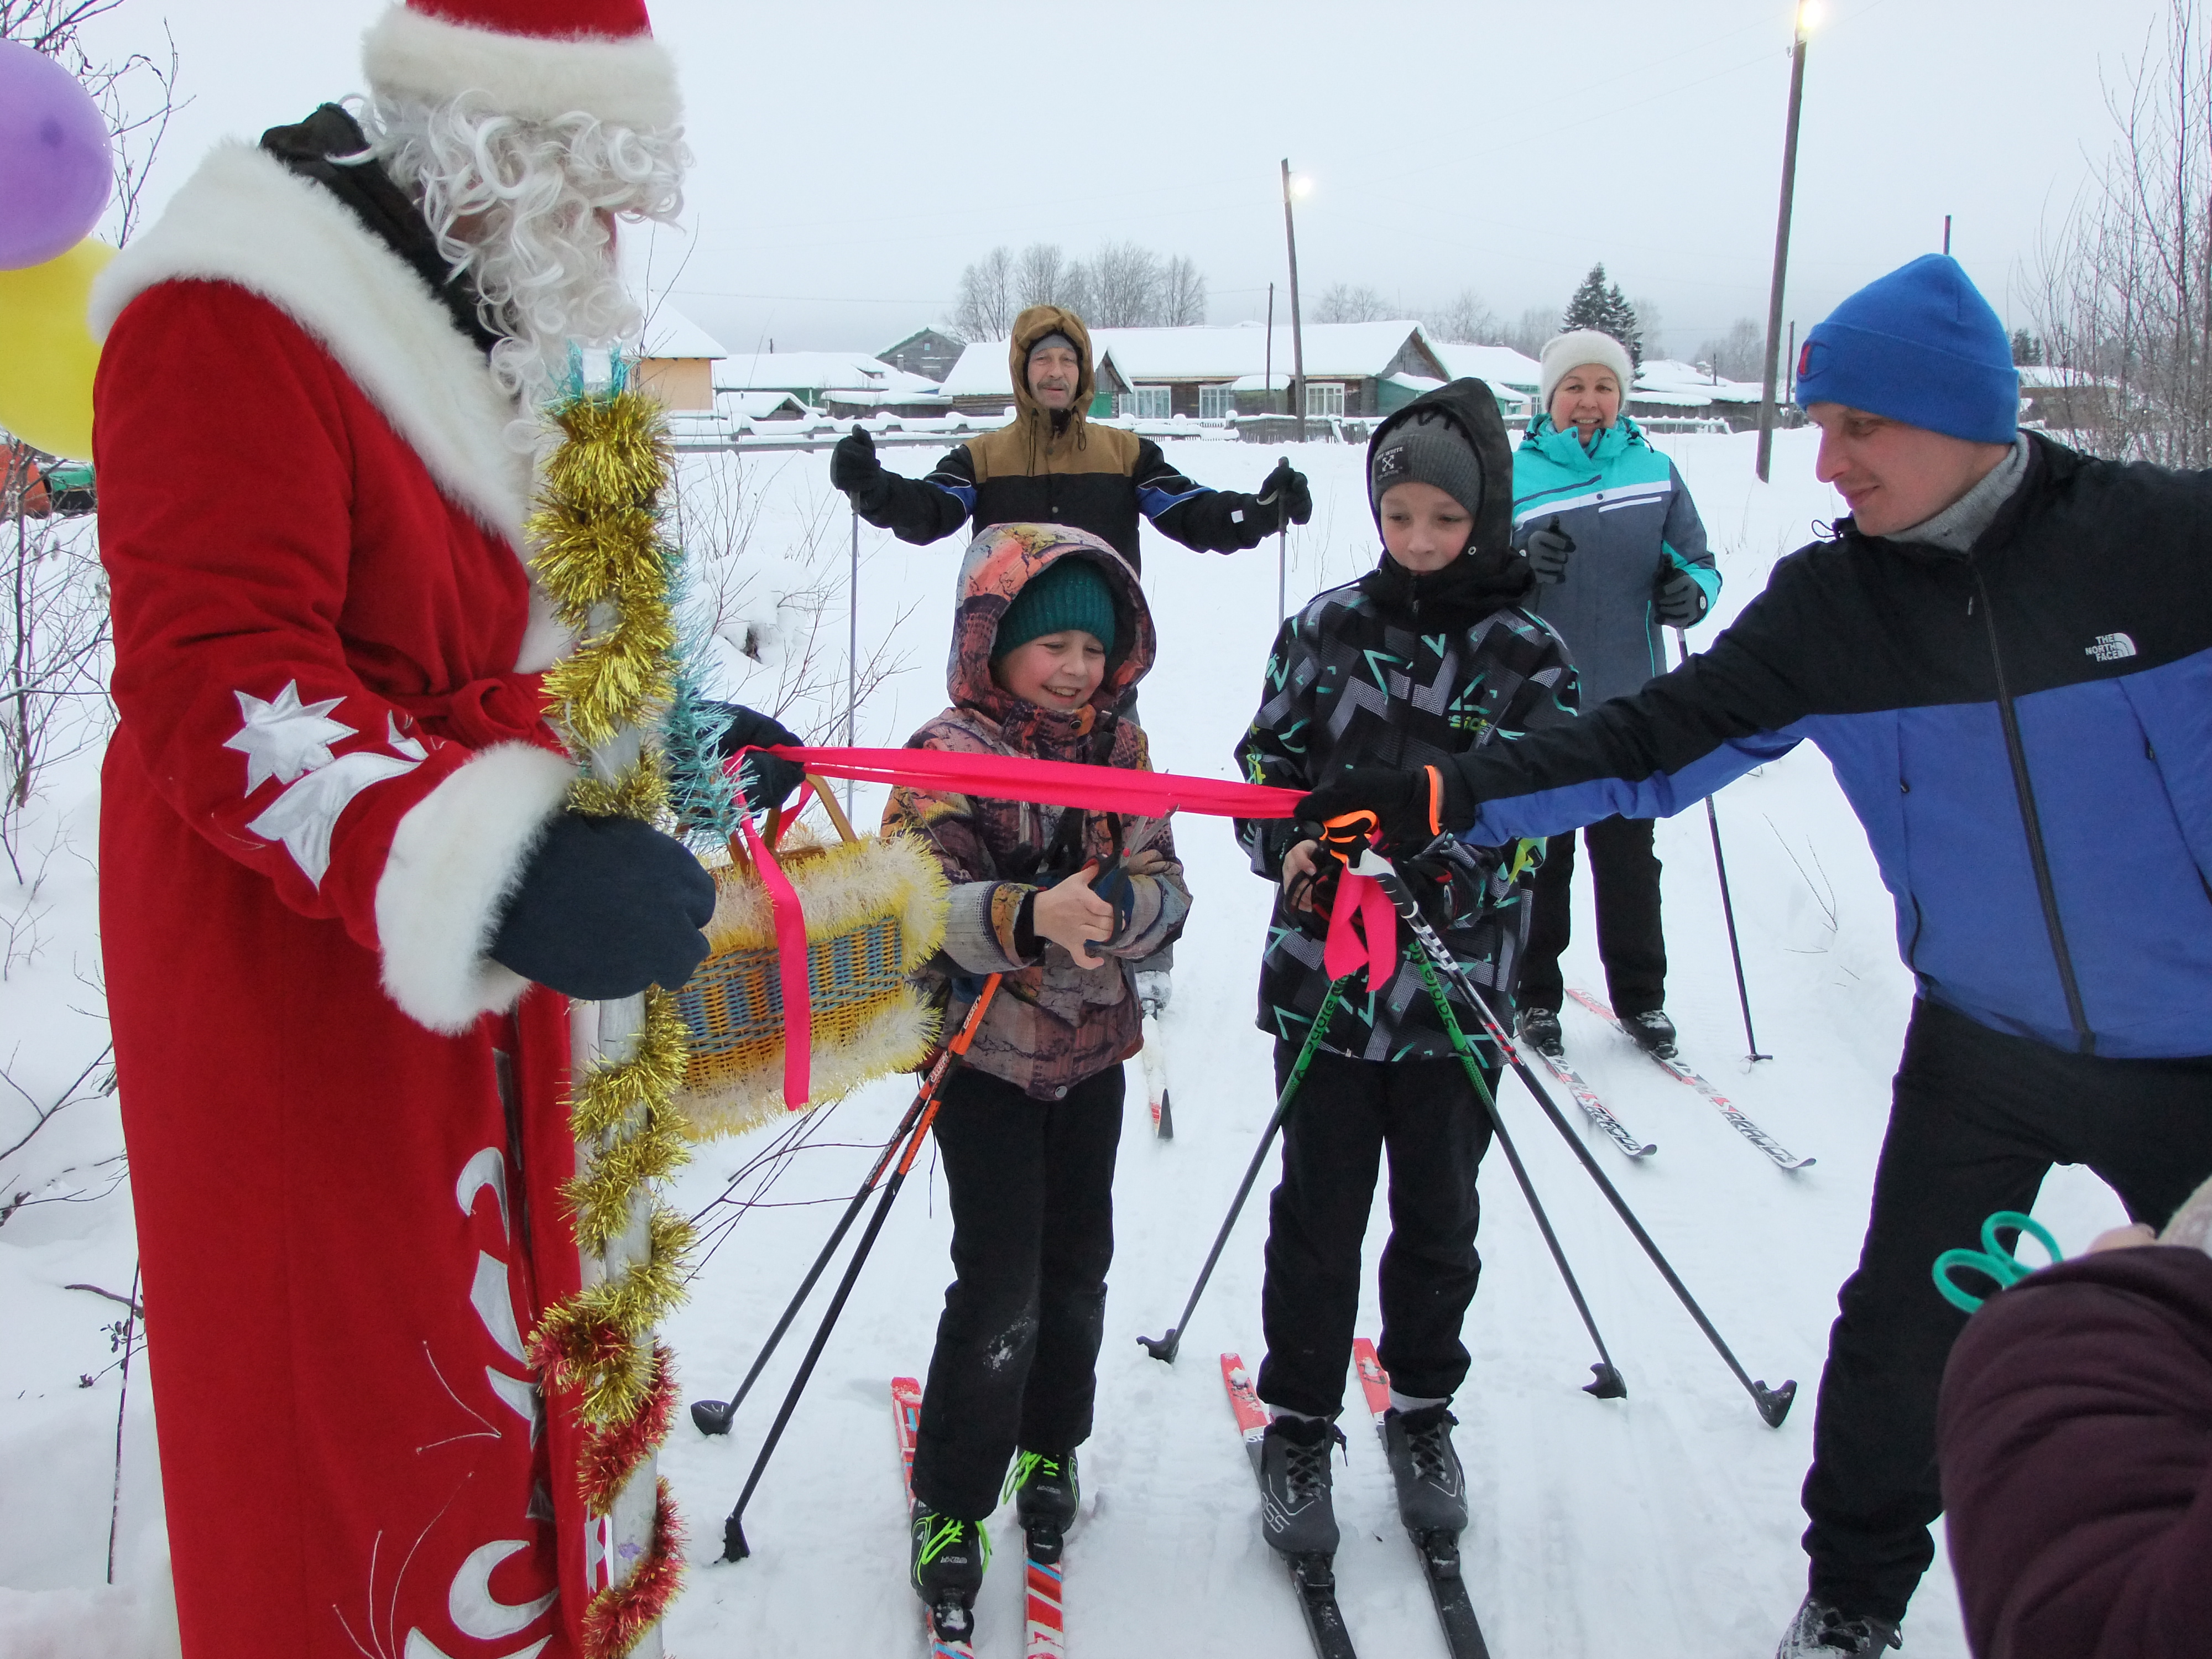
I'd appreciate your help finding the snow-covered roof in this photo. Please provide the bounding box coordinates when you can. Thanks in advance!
[1635,357,1764,404]
[715,351,942,399]
[940,321,1437,400]
[636,300,726,361]
[1427,342,1543,392]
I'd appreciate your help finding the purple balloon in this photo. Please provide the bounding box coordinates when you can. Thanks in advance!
[0,40,113,272]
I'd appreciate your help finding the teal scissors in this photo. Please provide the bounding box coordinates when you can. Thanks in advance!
[1933,1211,2065,1313]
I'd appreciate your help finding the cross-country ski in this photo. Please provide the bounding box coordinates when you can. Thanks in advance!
[894,1376,981,1659]
[1528,1041,1657,1159]
[1566,988,1814,1170]
[1353,1339,1493,1659]
[1222,1354,1358,1659]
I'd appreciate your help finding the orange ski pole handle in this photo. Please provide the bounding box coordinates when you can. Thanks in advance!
[1316,808,1379,867]
[896,973,1002,1178]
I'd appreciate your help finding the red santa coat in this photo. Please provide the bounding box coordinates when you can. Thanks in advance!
[91,141,600,1659]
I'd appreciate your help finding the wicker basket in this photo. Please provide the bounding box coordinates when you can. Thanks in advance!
[671,779,947,1141]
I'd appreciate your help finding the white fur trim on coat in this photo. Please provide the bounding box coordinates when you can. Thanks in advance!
[90,142,533,554]
[375,741,575,1032]
[363,6,680,132]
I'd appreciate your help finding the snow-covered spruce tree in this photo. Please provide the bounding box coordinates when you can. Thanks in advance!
[1559,263,1643,367]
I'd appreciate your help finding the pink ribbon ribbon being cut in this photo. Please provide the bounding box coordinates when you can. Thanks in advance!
[728,745,1397,1105]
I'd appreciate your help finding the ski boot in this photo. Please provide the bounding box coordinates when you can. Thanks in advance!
[1624,1008,1678,1058]
[1006,1447,1079,1561]
[1776,1594,1902,1656]
[1258,1414,1345,1556]
[1382,1403,1468,1536]
[910,1503,989,1642]
[1519,1005,1564,1058]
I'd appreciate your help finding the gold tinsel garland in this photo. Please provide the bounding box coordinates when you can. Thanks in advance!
[521,377,694,1657]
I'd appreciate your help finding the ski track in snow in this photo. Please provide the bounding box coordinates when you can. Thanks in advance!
[0,429,2138,1657]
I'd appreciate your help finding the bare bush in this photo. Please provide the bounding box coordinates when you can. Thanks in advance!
[2030,0,2212,462]
[670,454,915,747]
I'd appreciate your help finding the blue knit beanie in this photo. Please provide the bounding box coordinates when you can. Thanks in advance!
[992,557,1118,659]
[1794,255,2019,444]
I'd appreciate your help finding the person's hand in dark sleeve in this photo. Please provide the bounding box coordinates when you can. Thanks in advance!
[829,424,890,512]
[703,701,804,809]
[1524,516,1574,584]
[489,812,717,998]
[1297,764,1453,859]
[1654,568,1710,626]
[1257,456,1313,528]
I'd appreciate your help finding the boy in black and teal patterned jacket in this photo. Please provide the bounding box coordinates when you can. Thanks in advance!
[1229,378,1579,1559]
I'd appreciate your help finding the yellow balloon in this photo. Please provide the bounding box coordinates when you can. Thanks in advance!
[0,237,116,462]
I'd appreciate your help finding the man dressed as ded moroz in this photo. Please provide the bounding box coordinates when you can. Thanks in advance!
[80,1,810,1655]
[1298,254,2212,1658]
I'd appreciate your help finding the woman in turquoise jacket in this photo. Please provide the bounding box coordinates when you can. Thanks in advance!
[1510,328,1719,1058]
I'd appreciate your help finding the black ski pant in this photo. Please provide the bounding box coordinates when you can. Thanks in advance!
[1803,997,2212,1624]
[911,1062,1123,1521]
[1256,1044,1496,1419]
[1517,815,1666,1018]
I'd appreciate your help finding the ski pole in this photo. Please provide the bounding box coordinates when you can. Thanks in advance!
[1137,979,1346,1365]
[1328,831,1794,1427]
[1406,949,1626,1400]
[721,974,1001,1562]
[1674,630,1769,1062]
[688,987,1001,1436]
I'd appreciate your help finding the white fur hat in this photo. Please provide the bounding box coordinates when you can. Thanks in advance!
[1539,330,1636,419]
[363,1,680,132]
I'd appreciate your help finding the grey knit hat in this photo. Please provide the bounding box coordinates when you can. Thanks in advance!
[1369,409,1484,521]
[1027,331,1078,364]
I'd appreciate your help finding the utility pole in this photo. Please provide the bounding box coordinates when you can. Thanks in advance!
[1943,214,1952,255]
[1281,159,1308,444]
[1265,281,1275,405]
[1756,4,1814,483]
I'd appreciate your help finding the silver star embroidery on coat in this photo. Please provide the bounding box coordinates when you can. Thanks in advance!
[248,749,422,886]
[225,682,354,794]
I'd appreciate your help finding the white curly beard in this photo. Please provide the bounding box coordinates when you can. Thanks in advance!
[356,93,690,436]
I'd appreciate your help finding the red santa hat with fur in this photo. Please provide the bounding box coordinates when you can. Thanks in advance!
[362,0,680,131]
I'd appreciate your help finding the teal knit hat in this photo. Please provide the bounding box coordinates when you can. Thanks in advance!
[992,557,1118,659]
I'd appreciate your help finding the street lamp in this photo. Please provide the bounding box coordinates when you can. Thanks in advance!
[1756,2,1816,483]
[1281,159,1309,442]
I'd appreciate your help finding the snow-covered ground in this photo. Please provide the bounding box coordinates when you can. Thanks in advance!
[0,427,2132,1658]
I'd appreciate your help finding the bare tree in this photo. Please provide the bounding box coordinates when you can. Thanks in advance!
[1631,295,1667,360]
[3,0,186,246]
[948,246,1016,342]
[1079,241,1164,328]
[1160,255,1207,326]
[1504,304,1558,359]
[1423,289,1501,344]
[1014,242,1072,312]
[3,2,185,889]
[1314,282,1390,325]
[2031,0,2212,461]
[1697,317,1767,381]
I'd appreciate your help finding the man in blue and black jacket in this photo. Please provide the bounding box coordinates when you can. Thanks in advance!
[1300,254,2212,1659]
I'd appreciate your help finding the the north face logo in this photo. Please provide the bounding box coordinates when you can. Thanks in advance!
[2085,632,2137,662]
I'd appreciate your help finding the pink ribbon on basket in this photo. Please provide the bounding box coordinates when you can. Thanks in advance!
[726,745,1406,1105]
[727,770,818,1109]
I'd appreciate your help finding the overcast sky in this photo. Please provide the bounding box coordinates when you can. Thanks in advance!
[90,0,2173,361]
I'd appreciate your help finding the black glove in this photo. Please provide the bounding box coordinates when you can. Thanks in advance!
[705,701,804,809]
[1296,764,1442,860]
[1256,456,1313,528]
[1653,570,1709,627]
[1524,516,1574,584]
[489,812,717,1000]
[828,424,884,502]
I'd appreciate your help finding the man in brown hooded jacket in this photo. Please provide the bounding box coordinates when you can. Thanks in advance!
[830,304,1312,571]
